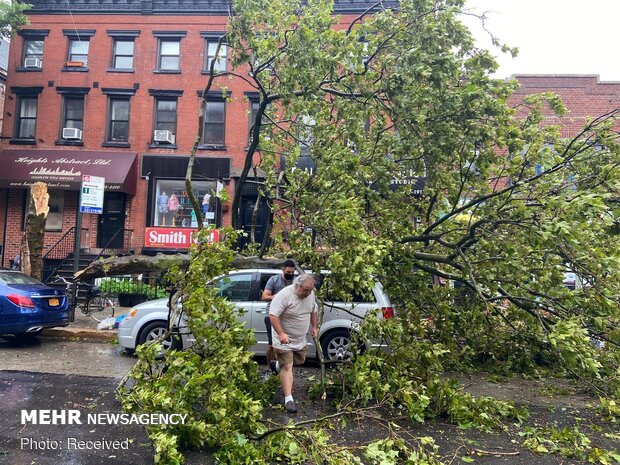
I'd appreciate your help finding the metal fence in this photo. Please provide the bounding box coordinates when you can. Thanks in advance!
[96,273,170,307]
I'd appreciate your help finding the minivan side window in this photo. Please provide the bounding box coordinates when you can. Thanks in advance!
[215,274,252,301]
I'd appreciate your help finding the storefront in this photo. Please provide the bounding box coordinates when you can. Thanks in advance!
[141,154,230,254]
[0,149,138,267]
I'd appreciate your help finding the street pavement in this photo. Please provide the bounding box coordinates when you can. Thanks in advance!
[0,337,151,465]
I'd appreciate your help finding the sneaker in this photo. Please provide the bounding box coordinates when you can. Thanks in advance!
[269,360,280,374]
[285,400,297,413]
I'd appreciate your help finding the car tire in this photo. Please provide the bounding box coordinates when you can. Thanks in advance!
[12,331,41,343]
[137,321,181,352]
[321,329,358,362]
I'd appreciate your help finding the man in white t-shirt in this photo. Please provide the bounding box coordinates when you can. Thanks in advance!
[269,274,318,413]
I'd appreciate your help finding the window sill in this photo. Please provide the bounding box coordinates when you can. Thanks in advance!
[16,67,43,72]
[102,141,130,148]
[201,69,227,75]
[62,66,89,72]
[55,139,84,146]
[197,144,227,151]
[148,143,178,149]
[153,69,181,74]
[106,68,135,73]
[9,138,36,145]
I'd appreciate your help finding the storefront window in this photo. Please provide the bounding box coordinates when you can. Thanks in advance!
[153,180,216,228]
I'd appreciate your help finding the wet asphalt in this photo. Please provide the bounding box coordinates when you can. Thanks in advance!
[0,337,151,465]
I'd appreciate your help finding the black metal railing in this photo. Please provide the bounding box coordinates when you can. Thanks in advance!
[95,228,134,261]
[42,227,76,261]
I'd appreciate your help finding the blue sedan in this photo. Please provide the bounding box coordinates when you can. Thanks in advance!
[0,270,70,340]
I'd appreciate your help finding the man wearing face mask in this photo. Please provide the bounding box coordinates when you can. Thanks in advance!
[262,260,296,371]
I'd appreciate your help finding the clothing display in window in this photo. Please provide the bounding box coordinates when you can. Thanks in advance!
[168,194,180,211]
[157,192,169,213]
[202,193,211,214]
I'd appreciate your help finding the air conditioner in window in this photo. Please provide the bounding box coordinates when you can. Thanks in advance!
[24,57,42,68]
[62,128,83,140]
[154,129,175,144]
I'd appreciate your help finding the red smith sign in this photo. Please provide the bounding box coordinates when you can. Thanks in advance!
[144,227,220,249]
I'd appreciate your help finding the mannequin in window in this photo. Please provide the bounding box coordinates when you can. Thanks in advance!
[168,193,180,226]
[157,191,169,226]
[202,193,211,214]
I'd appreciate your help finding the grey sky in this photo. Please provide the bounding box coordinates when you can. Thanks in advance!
[462,0,620,82]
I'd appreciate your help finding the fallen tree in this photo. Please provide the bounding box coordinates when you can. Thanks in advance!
[75,253,292,281]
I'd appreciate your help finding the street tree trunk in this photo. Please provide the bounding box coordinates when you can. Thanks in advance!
[23,182,49,280]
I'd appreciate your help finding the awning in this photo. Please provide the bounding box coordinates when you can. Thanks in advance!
[0,150,138,195]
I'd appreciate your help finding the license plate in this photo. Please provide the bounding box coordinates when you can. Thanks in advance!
[49,298,59,306]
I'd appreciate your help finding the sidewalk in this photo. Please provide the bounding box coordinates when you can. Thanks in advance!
[41,305,132,342]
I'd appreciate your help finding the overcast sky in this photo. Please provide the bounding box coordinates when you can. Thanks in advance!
[461,0,620,82]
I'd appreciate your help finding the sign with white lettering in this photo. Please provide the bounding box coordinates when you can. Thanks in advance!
[144,227,220,249]
[80,175,105,214]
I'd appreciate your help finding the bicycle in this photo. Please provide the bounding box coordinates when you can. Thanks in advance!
[49,276,115,323]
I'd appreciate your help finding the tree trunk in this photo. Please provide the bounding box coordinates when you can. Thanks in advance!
[23,182,49,280]
[74,253,291,281]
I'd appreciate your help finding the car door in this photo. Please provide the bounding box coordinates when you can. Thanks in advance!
[252,271,279,355]
[212,272,255,336]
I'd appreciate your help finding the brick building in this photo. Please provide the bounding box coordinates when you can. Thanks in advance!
[511,75,620,137]
[0,0,387,271]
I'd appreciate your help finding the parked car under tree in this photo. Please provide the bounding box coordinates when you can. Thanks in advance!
[117,269,394,362]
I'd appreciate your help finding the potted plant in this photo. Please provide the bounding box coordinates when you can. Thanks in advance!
[99,278,164,307]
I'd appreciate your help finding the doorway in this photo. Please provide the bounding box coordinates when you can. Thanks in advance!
[238,195,270,250]
[97,192,126,249]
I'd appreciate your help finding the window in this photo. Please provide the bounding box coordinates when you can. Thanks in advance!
[56,87,89,144]
[62,97,84,131]
[10,86,43,142]
[102,87,135,145]
[152,179,216,228]
[154,99,177,140]
[16,97,37,139]
[153,31,185,72]
[107,98,130,142]
[45,191,64,231]
[202,100,225,146]
[23,39,43,67]
[107,30,139,72]
[17,29,49,70]
[63,29,94,68]
[112,40,134,69]
[158,40,180,70]
[204,38,227,72]
[247,94,269,145]
[214,274,252,301]
[68,39,89,65]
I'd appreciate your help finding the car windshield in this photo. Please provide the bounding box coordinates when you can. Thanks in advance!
[0,271,43,285]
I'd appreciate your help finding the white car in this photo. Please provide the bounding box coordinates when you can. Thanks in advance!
[117,269,394,362]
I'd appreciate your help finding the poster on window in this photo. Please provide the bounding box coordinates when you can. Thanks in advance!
[45,191,64,231]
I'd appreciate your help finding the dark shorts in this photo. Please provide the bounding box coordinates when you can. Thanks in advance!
[274,347,307,366]
[264,316,273,345]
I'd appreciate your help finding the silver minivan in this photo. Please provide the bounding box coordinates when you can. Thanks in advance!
[117,269,394,361]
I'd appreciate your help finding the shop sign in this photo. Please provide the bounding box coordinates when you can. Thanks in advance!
[390,171,426,196]
[144,227,220,249]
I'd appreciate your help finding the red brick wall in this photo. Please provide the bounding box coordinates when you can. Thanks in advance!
[511,75,620,138]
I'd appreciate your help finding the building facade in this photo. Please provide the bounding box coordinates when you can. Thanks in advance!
[0,0,387,269]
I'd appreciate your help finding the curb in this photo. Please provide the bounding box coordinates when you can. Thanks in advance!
[41,326,118,342]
